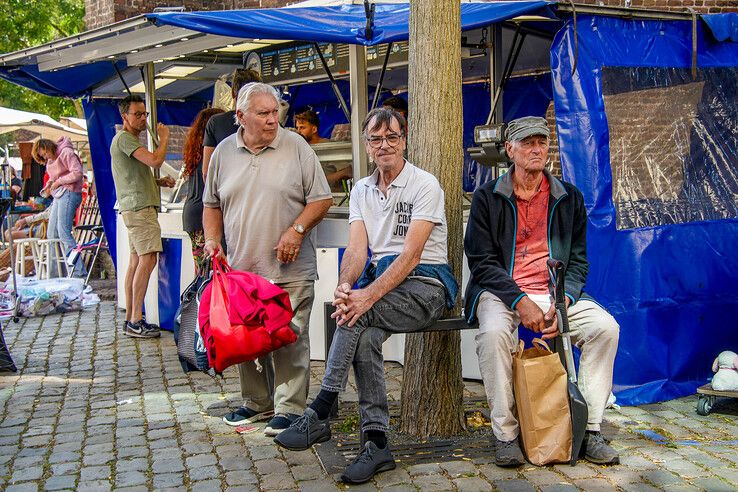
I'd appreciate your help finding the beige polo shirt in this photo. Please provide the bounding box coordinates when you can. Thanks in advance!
[203,126,332,283]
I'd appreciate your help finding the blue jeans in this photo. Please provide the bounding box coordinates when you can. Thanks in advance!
[47,190,86,277]
[321,278,446,432]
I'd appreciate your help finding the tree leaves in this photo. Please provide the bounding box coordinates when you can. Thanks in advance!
[0,0,85,118]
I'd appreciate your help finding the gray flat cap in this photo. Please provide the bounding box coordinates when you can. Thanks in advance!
[505,116,549,142]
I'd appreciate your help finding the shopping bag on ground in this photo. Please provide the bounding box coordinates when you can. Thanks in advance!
[512,338,572,466]
[198,257,295,373]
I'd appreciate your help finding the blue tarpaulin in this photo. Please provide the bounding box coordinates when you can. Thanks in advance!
[148,2,556,45]
[551,15,738,405]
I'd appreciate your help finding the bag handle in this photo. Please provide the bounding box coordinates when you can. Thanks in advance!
[514,338,553,358]
[211,256,231,312]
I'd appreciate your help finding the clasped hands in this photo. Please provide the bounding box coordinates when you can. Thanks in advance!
[331,282,374,328]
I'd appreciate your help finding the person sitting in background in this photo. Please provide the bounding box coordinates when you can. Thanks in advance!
[382,95,408,121]
[9,168,22,199]
[182,107,224,275]
[5,208,49,242]
[295,110,329,145]
[32,137,87,278]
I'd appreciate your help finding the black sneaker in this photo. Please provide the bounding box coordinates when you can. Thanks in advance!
[341,441,396,484]
[222,407,274,427]
[141,318,160,331]
[494,437,526,467]
[264,413,300,437]
[582,431,619,465]
[124,320,161,338]
[274,408,331,450]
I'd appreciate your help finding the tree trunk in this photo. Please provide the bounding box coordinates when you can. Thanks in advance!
[400,0,465,438]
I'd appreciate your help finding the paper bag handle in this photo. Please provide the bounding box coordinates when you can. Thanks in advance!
[515,338,553,358]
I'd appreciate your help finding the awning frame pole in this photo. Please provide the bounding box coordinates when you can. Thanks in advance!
[313,42,352,122]
[370,42,393,111]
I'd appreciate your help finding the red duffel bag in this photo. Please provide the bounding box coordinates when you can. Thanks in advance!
[197,257,295,373]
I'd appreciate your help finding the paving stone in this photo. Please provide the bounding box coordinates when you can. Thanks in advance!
[260,471,297,490]
[412,473,454,491]
[151,458,185,474]
[44,474,79,491]
[452,476,494,491]
[640,469,685,487]
[291,463,325,482]
[225,470,258,486]
[6,484,43,492]
[478,464,521,481]
[539,484,579,492]
[373,485,414,492]
[297,479,342,492]
[152,472,184,489]
[439,460,479,478]
[254,458,290,475]
[79,465,112,482]
[571,478,618,491]
[220,455,253,471]
[116,458,149,474]
[249,445,280,460]
[186,454,218,468]
[523,469,566,486]
[691,477,735,491]
[493,479,536,492]
[11,465,44,482]
[115,471,148,487]
[188,465,220,482]
[407,462,442,476]
[116,447,148,459]
[191,479,222,491]
[77,479,113,491]
[50,462,80,476]
[82,453,114,466]
[619,484,662,492]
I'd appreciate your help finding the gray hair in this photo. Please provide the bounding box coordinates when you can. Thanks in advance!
[362,107,407,138]
[234,82,281,123]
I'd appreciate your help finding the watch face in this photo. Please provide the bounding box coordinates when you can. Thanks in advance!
[244,51,262,75]
[294,224,305,234]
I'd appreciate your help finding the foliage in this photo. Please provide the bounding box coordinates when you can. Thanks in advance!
[0,0,86,119]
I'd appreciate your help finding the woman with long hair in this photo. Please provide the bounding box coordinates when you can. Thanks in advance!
[182,107,224,275]
[31,137,86,277]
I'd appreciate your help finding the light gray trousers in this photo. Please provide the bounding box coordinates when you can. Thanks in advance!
[475,292,619,441]
[237,280,314,416]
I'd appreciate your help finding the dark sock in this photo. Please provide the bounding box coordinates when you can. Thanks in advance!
[309,389,337,420]
[365,430,387,449]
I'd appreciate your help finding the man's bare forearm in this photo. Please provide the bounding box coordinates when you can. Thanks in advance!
[338,245,368,288]
[363,250,421,302]
[203,206,224,243]
[293,198,332,233]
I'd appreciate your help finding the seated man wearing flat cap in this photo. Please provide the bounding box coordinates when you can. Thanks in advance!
[464,116,620,467]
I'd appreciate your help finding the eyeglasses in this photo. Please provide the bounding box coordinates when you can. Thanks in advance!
[365,133,403,148]
[126,111,149,119]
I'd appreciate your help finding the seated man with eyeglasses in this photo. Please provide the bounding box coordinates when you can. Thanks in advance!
[275,107,458,484]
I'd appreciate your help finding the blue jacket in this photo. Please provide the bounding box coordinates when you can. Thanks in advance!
[357,255,459,309]
[464,167,590,323]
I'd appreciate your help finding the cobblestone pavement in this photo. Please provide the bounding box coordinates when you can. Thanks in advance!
[1,302,737,491]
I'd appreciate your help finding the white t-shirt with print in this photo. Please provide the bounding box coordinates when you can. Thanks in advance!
[349,161,448,265]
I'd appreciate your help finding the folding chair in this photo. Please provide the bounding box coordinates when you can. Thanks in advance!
[66,224,108,286]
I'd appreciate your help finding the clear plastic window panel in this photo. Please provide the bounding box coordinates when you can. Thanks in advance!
[602,67,738,230]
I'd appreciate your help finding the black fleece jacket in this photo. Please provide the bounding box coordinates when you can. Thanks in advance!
[464,167,590,323]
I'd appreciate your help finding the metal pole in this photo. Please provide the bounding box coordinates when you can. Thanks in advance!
[142,62,161,204]
[349,44,369,181]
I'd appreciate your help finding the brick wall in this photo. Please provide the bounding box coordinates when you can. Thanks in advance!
[85,0,294,29]
[572,0,738,14]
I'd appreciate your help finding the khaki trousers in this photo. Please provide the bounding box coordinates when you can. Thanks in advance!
[237,281,314,416]
[475,292,619,441]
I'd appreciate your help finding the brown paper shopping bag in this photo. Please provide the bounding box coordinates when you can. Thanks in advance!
[512,338,572,466]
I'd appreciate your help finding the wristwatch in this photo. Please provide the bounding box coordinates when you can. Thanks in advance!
[292,223,306,235]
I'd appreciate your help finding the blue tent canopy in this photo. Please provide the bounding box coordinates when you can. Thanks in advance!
[147,2,556,45]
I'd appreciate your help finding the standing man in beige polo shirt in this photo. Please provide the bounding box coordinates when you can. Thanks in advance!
[111,94,175,339]
[203,82,333,436]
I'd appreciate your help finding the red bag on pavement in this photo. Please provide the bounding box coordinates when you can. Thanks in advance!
[197,257,295,373]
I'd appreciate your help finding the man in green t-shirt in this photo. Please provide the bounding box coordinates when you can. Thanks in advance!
[110,94,174,339]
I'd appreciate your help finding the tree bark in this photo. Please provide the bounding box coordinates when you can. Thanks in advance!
[400,0,465,437]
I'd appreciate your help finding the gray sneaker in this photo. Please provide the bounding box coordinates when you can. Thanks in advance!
[583,431,619,465]
[495,437,526,467]
[273,408,331,451]
[341,441,396,484]
[124,320,160,338]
